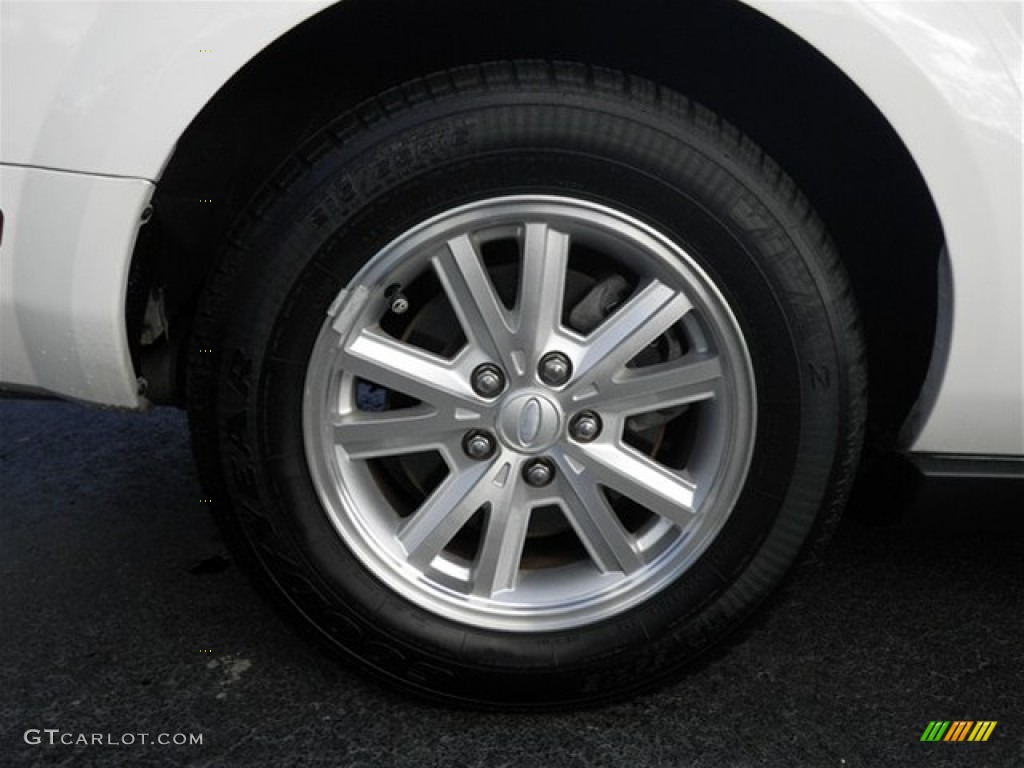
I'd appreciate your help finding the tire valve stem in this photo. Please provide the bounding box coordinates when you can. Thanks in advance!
[385,284,409,315]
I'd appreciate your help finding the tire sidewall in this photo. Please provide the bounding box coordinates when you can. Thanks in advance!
[201,83,853,704]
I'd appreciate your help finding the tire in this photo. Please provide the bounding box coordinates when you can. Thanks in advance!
[187,62,865,707]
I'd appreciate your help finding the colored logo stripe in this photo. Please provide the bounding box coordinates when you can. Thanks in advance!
[944,721,972,741]
[969,722,997,742]
[921,721,950,741]
[920,721,997,742]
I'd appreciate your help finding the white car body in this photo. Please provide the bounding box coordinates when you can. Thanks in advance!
[1,0,1021,456]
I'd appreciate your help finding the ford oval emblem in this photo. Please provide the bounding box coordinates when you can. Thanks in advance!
[518,397,543,447]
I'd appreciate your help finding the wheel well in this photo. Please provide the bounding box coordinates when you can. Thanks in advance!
[133,0,943,447]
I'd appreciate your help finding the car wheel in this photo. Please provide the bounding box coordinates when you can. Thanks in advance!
[188,62,865,707]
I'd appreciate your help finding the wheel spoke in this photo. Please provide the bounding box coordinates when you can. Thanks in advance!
[341,327,477,409]
[572,280,692,386]
[554,463,644,574]
[570,352,722,414]
[568,442,697,528]
[472,468,531,597]
[333,404,472,460]
[433,235,515,365]
[398,459,504,568]
[517,222,570,357]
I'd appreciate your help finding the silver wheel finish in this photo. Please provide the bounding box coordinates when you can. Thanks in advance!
[303,196,756,631]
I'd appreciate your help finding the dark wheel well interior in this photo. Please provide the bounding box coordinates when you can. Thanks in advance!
[132,0,944,449]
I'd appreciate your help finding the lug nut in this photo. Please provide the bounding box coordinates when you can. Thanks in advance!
[538,352,572,387]
[463,431,497,461]
[471,363,506,398]
[569,411,602,442]
[523,458,555,487]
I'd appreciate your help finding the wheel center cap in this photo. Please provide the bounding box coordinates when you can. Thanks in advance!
[497,392,563,454]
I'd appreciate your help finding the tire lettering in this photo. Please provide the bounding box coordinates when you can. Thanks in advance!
[228,349,252,396]
[730,198,770,232]
[328,121,473,210]
[809,363,832,391]
[322,610,364,645]
[230,456,258,497]
[226,410,249,456]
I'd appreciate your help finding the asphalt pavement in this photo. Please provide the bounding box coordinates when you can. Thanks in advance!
[1,400,1021,767]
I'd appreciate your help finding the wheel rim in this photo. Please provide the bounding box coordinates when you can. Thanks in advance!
[303,196,756,631]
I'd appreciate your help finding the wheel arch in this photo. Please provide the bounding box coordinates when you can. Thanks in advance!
[134,0,946,448]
